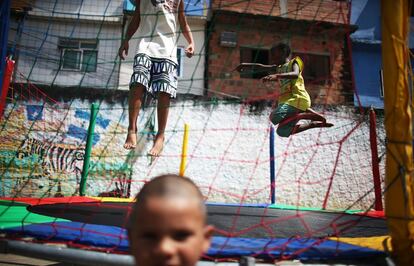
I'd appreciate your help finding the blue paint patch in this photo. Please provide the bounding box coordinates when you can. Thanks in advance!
[74,109,110,129]
[67,125,100,145]
[26,105,44,121]
[184,0,210,16]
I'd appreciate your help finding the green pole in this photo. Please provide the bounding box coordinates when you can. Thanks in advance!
[79,102,99,196]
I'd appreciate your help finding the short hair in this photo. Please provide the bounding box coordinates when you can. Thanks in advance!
[129,174,206,229]
[136,174,204,201]
[273,43,291,58]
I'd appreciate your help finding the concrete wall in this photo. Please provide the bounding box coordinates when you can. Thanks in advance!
[0,98,385,211]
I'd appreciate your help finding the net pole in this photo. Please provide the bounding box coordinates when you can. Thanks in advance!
[0,58,14,119]
[381,0,414,263]
[369,107,383,211]
[0,0,11,92]
[269,126,275,204]
[179,123,189,176]
[80,102,99,196]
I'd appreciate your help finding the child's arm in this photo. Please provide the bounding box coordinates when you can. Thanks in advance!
[262,62,300,82]
[118,1,141,60]
[178,1,195,58]
[234,63,276,73]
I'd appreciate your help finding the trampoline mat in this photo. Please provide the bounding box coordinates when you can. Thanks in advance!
[27,202,388,238]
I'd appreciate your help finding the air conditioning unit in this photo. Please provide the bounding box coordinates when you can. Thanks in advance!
[220,32,237,47]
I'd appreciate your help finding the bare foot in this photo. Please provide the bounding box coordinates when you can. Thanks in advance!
[306,108,326,122]
[310,121,334,128]
[124,130,137,150]
[148,134,164,157]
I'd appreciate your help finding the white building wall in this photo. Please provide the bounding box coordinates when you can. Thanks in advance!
[126,104,385,210]
[1,98,385,211]
[29,0,123,21]
[10,0,123,88]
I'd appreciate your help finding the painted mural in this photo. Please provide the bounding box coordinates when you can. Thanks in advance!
[0,94,138,198]
[16,137,85,197]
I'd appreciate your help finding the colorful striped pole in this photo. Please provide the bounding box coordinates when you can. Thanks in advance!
[269,126,276,204]
[179,123,189,176]
[80,102,99,196]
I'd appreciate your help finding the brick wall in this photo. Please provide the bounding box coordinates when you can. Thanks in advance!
[207,9,352,105]
[212,0,349,25]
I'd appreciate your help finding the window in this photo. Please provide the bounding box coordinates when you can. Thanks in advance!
[59,38,98,72]
[176,47,184,78]
[411,1,414,17]
[240,47,270,79]
[293,52,330,85]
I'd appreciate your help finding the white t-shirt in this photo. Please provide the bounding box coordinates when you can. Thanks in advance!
[135,0,181,63]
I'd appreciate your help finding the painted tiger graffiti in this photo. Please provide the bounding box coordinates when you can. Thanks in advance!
[16,137,85,197]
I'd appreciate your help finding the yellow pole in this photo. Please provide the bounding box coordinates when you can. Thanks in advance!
[382,0,414,263]
[179,124,189,176]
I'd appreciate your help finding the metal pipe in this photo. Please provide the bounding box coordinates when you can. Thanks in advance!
[0,240,134,266]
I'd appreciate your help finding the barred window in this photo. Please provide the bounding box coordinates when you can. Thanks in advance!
[240,47,270,79]
[293,52,330,85]
[177,47,184,78]
[58,38,98,72]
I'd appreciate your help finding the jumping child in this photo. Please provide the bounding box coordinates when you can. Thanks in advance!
[235,43,333,137]
[119,0,195,155]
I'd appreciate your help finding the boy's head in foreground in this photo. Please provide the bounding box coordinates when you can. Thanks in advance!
[128,174,214,266]
[271,42,291,65]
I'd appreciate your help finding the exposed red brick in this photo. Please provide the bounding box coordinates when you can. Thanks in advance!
[211,0,350,25]
[207,9,351,105]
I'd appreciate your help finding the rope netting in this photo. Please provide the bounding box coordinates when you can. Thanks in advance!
[0,0,395,263]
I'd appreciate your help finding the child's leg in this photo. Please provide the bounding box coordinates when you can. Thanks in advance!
[275,105,333,137]
[276,115,299,137]
[124,53,152,150]
[305,108,326,121]
[293,108,326,122]
[124,85,145,149]
[148,92,170,156]
[291,121,334,135]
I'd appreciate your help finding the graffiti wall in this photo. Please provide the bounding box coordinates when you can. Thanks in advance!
[0,98,137,197]
[0,95,386,210]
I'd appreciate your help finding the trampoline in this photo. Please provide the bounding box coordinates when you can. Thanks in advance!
[25,201,388,238]
[0,196,389,261]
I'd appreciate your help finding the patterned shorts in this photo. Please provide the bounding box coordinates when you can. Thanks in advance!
[269,103,303,137]
[129,53,178,98]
